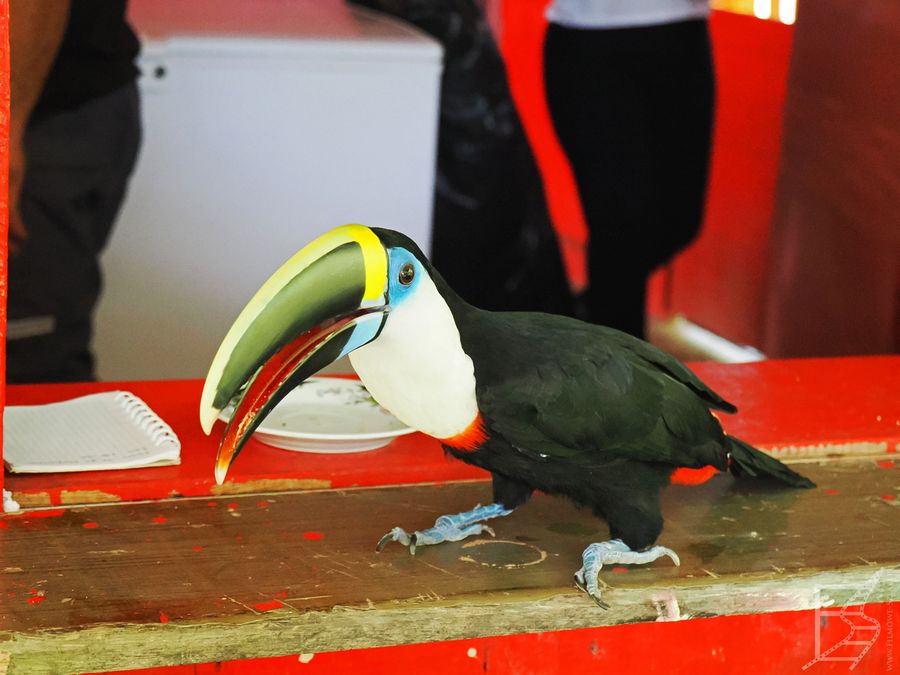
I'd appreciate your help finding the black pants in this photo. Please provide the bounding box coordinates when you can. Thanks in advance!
[7,83,141,383]
[544,20,714,338]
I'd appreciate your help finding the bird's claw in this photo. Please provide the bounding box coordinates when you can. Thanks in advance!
[573,568,610,609]
[575,539,680,607]
[376,504,511,555]
[375,517,497,555]
[376,526,414,552]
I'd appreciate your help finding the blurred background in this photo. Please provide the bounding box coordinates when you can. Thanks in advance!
[26,0,893,381]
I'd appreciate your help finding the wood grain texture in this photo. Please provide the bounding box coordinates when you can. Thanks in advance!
[2,458,899,672]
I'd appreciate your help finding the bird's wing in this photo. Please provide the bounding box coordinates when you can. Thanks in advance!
[467,313,728,470]
[598,328,737,414]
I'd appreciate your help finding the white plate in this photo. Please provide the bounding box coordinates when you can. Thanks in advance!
[220,377,415,453]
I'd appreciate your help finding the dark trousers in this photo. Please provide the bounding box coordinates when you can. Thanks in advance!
[7,83,141,383]
[544,20,714,338]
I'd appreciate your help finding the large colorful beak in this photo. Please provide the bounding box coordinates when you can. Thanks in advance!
[200,224,389,484]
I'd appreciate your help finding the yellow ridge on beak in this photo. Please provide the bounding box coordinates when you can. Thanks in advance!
[199,224,389,483]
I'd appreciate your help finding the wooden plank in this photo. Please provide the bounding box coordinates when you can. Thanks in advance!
[2,457,898,672]
[5,356,899,508]
[82,605,900,675]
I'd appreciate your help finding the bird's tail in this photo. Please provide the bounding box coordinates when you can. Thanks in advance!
[727,436,816,488]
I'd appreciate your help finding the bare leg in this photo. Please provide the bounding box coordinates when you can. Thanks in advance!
[574,539,680,608]
[376,502,512,555]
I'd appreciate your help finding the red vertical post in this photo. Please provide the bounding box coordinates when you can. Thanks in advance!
[0,0,10,500]
[498,0,588,291]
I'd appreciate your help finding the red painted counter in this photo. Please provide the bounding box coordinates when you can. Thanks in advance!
[6,356,898,509]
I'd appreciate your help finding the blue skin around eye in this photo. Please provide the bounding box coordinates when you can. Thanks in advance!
[335,246,418,359]
[385,247,420,307]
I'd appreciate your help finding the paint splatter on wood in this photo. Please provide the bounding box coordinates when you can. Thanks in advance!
[2,460,898,671]
[15,509,65,519]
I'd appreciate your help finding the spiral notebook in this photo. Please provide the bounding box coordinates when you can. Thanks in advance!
[3,391,181,473]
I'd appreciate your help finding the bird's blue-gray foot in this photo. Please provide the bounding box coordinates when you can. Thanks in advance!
[376,502,512,555]
[574,539,680,608]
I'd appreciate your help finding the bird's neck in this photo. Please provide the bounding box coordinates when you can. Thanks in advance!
[348,272,480,440]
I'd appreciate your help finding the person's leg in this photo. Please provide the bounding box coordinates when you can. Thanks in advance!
[544,24,657,337]
[7,84,141,383]
[544,22,714,337]
[646,20,714,268]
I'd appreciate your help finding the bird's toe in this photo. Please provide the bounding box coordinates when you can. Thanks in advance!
[662,546,681,567]
[574,566,609,609]
[375,526,413,552]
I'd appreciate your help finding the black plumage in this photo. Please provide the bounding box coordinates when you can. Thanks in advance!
[432,269,814,552]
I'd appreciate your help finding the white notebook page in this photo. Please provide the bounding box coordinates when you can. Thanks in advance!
[4,391,181,473]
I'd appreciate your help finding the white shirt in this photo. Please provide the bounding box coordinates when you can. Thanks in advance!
[546,0,710,29]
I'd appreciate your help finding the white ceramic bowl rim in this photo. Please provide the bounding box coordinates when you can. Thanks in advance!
[221,377,415,443]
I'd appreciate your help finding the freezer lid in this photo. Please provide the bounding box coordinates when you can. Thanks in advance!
[129,0,442,64]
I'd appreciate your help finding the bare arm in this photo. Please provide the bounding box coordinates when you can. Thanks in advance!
[9,0,70,251]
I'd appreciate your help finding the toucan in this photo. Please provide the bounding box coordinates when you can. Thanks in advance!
[200,224,815,606]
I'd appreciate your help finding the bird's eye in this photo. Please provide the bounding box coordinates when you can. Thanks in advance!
[398,262,415,286]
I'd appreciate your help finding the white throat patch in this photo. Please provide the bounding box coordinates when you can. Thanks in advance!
[349,273,478,439]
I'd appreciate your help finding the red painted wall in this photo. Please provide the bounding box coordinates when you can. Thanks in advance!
[672,12,793,346]
[763,0,900,356]
[498,0,588,291]
[498,5,793,345]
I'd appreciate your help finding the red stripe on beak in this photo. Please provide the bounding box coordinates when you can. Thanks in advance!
[215,306,383,483]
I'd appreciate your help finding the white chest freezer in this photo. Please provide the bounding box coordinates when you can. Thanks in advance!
[94,0,442,380]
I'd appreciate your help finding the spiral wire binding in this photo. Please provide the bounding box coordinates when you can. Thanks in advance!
[115,391,181,450]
